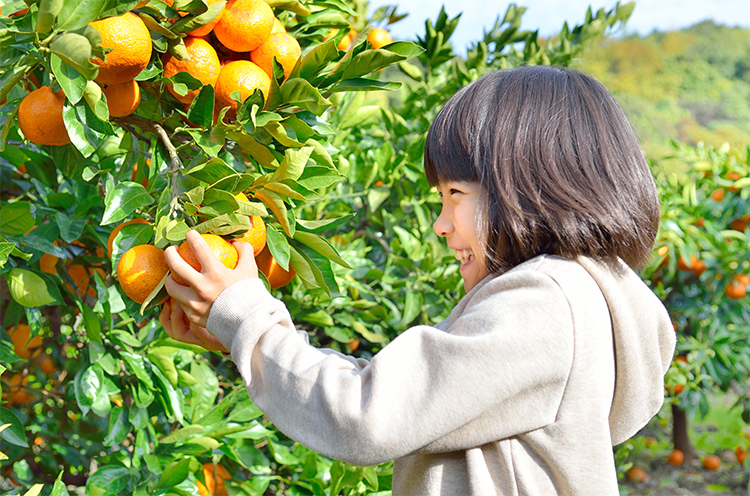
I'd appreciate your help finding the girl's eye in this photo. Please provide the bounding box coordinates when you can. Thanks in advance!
[449,188,461,195]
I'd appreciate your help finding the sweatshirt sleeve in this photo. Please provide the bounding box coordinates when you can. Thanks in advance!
[206,272,574,466]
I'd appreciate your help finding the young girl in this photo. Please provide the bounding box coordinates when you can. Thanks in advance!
[161,66,676,495]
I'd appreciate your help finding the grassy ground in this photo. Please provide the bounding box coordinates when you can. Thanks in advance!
[620,392,750,495]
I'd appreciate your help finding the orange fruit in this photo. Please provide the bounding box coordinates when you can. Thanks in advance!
[90,13,152,84]
[666,383,684,395]
[18,86,71,146]
[733,273,750,286]
[186,0,225,37]
[730,216,748,232]
[725,280,747,300]
[250,32,301,80]
[102,79,141,117]
[116,245,170,304]
[626,466,647,482]
[8,323,42,360]
[33,353,57,375]
[234,216,267,256]
[367,27,392,49]
[735,446,748,464]
[667,449,684,466]
[678,254,706,277]
[271,17,285,33]
[39,247,59,274]
[3,374,33,406]
[66,264,104,298]
[162,36,221,104]
[197,463,230,496]
[710,188,725,202]
[255,245,295,289]
[674,355,688,364]
[213,0,274,53]
[346,339,360,352]
[702,455,721,471]
[107,218,151,257]
[214,60,271,119]
[726,172,742,192]
[172,234,238,285]
[337,29,357,50]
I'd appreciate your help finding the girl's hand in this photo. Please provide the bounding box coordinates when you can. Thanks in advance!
[159,298,228,353]
[164,230,258,327]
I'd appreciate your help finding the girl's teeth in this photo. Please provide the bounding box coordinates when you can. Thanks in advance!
[455,250,474,264]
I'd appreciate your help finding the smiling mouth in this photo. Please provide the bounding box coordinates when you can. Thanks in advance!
[455,249,475,265]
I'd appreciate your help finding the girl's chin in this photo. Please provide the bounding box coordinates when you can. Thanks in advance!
[460,258,489,291]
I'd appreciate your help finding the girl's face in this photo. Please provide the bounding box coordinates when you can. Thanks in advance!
[433,181,490,292]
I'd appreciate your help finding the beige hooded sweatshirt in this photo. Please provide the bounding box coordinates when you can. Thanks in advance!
[206,254,675,495]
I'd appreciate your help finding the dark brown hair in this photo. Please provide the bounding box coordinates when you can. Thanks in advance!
[424,65,660,272]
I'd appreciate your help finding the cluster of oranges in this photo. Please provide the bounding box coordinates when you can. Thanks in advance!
[160,0,303,120]
[323,26,393,51]
[2,323,57,406]
[114,209,294,307]
[15,0,308,146]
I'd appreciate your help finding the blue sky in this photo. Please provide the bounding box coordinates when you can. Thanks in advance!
[367,0,749,52]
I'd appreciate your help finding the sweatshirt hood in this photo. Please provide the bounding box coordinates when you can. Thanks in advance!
[576,256,676,445]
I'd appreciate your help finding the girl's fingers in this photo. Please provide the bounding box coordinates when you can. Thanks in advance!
[170,301,204,346]
[164,244,200,286]
[185,229,223,272]
[164,274,199,305]
[233,240,259,278]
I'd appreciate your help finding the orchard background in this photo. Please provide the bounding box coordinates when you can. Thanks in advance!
[0,0,748,495]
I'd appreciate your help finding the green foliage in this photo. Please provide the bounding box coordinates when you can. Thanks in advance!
[574,21,750,159]
[640,142,750,420]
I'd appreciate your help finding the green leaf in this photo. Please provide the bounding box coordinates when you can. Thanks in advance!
[0,240,15,268]
[51,54,88,105]
[57,0,108,31]
[293,231,351,268]
[331,78,401,92]
[36,0,65,33]
[0,67,29,106]
[103,406,129,447]
[0,408,29,447]
[157,457,191,489]
[265,225,290,270]
[185,158,237,184]
[296,214,353,234]
[272,146,313,182]
[279,78,331,115]
[254,189,291,236]
[7,269,56,307]
[187,84,215,129]
[49,33,99,81]
[170,0,225,34]
[297,39,340,81]
[85,466,132,496]
[160,424,205,444]
[82,304,103,343]
[0,202,35,236]
[62,101,97,157]
[101,178,154,225]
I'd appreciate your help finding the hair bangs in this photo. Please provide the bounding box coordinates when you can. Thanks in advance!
[424,85,478,186]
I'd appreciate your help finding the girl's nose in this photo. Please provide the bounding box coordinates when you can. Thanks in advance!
[433,207,453,238]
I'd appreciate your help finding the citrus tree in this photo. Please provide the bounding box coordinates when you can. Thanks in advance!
[0,0,422,493]
[640,142,750,462]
